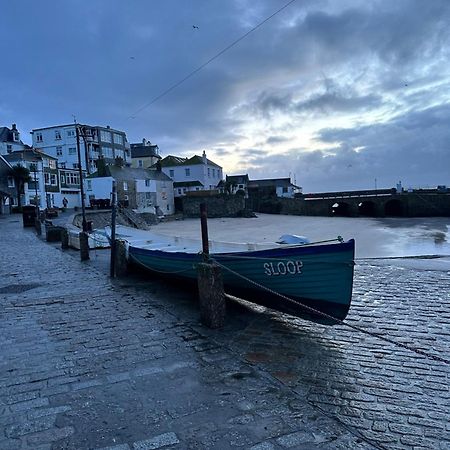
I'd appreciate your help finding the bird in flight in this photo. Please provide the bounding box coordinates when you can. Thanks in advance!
[192,25,199,29]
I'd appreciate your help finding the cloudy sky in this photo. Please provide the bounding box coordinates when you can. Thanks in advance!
[1,0,449,191]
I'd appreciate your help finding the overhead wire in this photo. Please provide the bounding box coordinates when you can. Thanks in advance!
[128,0,298,119]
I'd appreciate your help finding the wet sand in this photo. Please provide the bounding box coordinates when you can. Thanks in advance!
[154,213,450,260]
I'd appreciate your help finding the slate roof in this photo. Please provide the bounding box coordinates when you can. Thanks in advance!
[156,155,221,169]
[248,178,299,188]
[173,181,204,188]
[130,143,160,158]
[88,165,172,182]
[4,149,56,163]
[226,174,249,184]
[0,126,24,144]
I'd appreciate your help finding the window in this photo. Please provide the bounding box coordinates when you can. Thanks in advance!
[36,132,43,142]
[7,176,15,188]
[145,179,150,187]
[114,133,123,145]
[169,169,174,177]
[60,174,66,184]
[196,187,200,191]
[138,160,143,168]
[87,180,92,191]
[73,163,80,169]
[60,162,66,169]
[49,160,56,169]
[56,146,63,156]
[66,173,80,185]
[67,130,75,137]
[178,189,182,195]
[183,188,187,193]
[123,181,128,191]
[102,146,113,158]
[100,130,112,143]
[207,168,210,176]
[44,173,57,185]
[167,205,170,211]
[6,144,12,153]
[185,168,190,177]
[55,130,61,140]
[282,187,288,193]
[69,147,76,155]
[212,169,216,177]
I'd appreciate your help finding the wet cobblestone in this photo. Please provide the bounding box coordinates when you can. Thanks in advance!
[1,214,449,449]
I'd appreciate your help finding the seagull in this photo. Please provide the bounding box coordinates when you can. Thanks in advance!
[130,56,135,60]
[192,25,199,29]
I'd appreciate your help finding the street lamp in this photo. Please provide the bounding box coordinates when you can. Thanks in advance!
[31,163,39,217]
[75,124,88,232]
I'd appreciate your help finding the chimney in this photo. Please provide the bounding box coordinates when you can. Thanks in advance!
[142,138,146,145]
[202,150,207,164]
[11,124,17,131]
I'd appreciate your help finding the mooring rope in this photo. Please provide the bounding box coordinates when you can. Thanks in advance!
[209,256,450,366]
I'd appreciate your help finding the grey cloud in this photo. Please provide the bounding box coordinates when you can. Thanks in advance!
[247,104,450,191]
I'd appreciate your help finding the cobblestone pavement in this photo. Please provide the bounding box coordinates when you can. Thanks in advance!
[0,215,449,449]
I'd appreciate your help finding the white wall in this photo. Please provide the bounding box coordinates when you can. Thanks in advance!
[162,162,222,194]
[87,177,113,199]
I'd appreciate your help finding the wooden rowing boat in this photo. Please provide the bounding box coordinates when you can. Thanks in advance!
[110,226,355,325]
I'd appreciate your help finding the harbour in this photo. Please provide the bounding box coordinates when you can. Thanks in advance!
[1,213,449,449]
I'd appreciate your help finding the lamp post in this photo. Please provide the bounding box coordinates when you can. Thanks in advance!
[75,124,88,232]
[32,163,39,216]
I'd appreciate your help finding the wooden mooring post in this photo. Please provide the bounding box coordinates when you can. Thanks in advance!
[197,203,226,328]
[110,180,117,277]
[79,231,90,261]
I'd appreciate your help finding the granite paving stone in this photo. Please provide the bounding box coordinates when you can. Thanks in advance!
[1,214,449,449]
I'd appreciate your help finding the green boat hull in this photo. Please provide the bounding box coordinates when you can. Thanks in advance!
[129,239,355,325]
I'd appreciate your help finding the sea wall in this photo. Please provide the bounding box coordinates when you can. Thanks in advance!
[181,194,246,218]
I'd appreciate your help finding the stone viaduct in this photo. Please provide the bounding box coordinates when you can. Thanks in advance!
[252,188,450,217]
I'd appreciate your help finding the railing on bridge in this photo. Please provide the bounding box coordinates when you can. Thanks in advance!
[302,188,395,200]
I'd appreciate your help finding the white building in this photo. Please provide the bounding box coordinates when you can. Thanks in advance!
[31,124,130,175]
[87,165,175,215]
[0,124,26,155]
[157,151,223,197]
[4,149,60,208]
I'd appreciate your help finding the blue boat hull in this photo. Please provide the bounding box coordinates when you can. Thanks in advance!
[128,239,355,325]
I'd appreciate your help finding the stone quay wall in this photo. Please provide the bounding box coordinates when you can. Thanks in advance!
[181,194,246,218]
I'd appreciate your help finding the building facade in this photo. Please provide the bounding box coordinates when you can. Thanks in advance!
[4,149,60,208]
[87,165,175,215]
[130,138,161,169]
[0,124,26,155]
[157,151,223,197]
[0,156,15,214]
[31,124,130,175]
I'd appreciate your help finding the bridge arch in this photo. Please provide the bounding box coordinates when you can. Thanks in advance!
[384,199,404,217]
[331,202,351,216]
[358,201,376,217]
